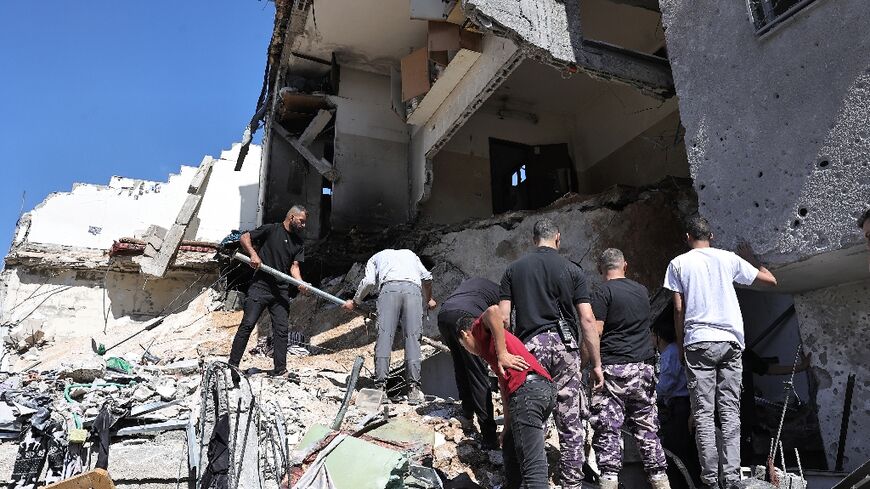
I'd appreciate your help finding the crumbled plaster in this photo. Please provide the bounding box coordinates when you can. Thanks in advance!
[463,0,673,98]
[18,144,261,251]
[658,0,870,272]
[794,279,870,472]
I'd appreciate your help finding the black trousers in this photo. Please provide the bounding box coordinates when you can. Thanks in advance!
[659,396,701,488]
[229,280,290,372]
[437,309,497,441]
[503,376,556,489]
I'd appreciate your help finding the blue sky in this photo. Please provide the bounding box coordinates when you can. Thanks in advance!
[0,1,275,259]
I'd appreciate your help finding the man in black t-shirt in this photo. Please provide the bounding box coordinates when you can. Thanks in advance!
[498,218,602,489]
[438,278,500,448]
[228,205,308,377]
[590,248,669,489]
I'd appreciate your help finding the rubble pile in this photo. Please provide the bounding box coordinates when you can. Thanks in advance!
[0,283,517,488]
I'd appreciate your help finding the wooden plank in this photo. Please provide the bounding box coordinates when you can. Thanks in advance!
[446,2,465,24]
[406,48,482,126]
[44,468,114,489]
[297,109,333,147]
[273,125,339,182]
[401,47,431,102]
[428,21,460,52]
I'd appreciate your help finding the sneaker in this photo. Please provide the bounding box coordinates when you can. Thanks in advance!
[406,385,425,405]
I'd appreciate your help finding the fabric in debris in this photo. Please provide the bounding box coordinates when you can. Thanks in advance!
[9,424,49,489]
[62,442,86,480]
[43,421,67,484]
[106,357,133,374]
[92,404,115,470]
[201,412,230,489]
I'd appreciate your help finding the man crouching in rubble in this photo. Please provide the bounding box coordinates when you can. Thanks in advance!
[228,205,309,378]
[456,305,555,489]
[499,218,603,489]
[342,249,436,404]
[590,249,670,489]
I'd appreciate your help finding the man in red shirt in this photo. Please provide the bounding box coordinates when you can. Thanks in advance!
[455,305,555,489]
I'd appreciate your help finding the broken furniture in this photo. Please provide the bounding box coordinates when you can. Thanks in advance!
[399,21,482,124]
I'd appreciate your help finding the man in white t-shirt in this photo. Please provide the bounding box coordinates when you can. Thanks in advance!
[662,217,777,489]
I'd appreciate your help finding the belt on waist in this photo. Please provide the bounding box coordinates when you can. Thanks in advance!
[525,373,549,383]
[379,280,420,290]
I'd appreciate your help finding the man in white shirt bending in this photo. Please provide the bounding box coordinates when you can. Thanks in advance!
[662,217,777,489]
[343,249,436,404]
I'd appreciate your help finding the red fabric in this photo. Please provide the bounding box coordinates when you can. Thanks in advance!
[471,316,551,397]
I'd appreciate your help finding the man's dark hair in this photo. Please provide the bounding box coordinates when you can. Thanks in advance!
[455,315,476,334]
[533,218,559,243]
[685,216,712,241]
[651,303,676,343]
[288,205,307,217]
[858,208,870,229]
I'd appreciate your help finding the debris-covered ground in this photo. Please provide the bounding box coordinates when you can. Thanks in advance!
[0,284,521,488]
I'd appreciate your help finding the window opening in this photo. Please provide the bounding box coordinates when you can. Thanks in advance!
[748,0,819,36]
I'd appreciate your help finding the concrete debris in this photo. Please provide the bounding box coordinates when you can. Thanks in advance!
[152,378,177,401]
[4,320,47,353]
[57,354,106,383]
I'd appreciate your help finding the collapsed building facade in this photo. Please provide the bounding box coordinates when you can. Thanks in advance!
[1,0,868,487]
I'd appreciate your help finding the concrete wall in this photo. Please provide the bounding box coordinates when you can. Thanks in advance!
[794,279,870,472]
[659,0,870,271]
[263,134,325,238]
[330,68,411,230]
[409,35,522,216]
[418,150,492,225]
[580,110,689,193]
[22,144,262,249]
[0,266,210,345]
[579,0,665,54]
[572,88,678,173]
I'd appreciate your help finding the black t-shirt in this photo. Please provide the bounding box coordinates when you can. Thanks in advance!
[441,278,500,317]
[247,223,305,293]
[499,247,591,342]
[591,278,655,365]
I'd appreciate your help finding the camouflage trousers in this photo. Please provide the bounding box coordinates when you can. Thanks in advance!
[525,331,587,489]
[590,362,667,477]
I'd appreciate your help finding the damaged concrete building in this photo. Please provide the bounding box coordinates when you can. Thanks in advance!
[1,0,868,487]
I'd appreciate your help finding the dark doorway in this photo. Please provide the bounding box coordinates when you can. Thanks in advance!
[489,138,575,214]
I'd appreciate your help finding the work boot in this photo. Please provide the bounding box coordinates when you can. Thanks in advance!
[406,385,425,405]
[649,474,672,489]
[599,475,619,489]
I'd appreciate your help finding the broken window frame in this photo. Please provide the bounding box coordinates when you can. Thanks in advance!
[747,0,821,36]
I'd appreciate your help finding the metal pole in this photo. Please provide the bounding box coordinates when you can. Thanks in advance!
[232,252,347,307]
[835,373,856,472]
